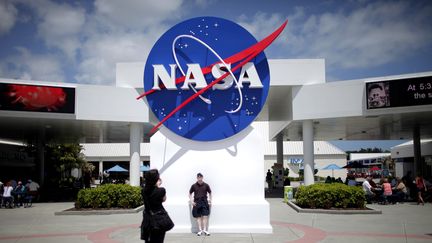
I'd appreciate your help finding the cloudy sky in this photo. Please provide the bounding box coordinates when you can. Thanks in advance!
[0,0,431,86]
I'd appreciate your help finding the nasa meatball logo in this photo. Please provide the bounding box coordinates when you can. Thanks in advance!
[140,17,286,141]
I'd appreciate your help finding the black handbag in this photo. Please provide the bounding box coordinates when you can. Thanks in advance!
[149,209,175,231]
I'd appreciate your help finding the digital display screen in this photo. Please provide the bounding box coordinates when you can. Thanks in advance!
[0,83,75,114]
[366,76,432,109]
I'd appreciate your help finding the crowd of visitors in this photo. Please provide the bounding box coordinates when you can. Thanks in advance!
[361,172,431,205]
[0,178,39,208]
[324,171,431,205]
[325,176,344,184]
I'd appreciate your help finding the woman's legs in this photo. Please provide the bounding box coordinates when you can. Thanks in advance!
[418,190,424,205]
[149,229,166,243]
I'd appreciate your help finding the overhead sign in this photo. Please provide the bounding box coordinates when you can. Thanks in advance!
[0,83,75,114]
[140,17,286,141]
[366,76,432,109]
[0,144,35,167]
[288,158,304,164]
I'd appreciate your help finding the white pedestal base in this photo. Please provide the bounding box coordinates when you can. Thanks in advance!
[165,199,272,233]
[150,124,272,233]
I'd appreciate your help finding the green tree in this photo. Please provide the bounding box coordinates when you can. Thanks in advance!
[284,168,289,176]
[48,143,86,174]
[298,168,319,181]
[46,143,93,187]
[346,147,385,159]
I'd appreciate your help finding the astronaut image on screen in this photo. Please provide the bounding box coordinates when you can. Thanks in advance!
[367,82,390,109]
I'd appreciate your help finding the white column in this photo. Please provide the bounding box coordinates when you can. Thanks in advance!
[99,123,105,184]
[303,120,314,185]
[129,122,142,186]
[99,161,103,174]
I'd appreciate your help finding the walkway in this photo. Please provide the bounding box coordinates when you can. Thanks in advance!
[0,199,431,242]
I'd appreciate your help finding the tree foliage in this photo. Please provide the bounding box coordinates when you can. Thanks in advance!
[45,143,94,188]
[47,143,87,173]
[346,147,389,159]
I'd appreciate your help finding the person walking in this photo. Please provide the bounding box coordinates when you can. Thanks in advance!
[266,169,273,192]
[189,173,212,236]
[415,175,426,205]
[141,169,169,243]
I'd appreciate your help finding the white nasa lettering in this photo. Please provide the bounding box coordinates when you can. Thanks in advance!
[153,64,177,90]
[211,63,233,90]
[236,62,263,88]
[181,64,208,90]
[152,62,263,90]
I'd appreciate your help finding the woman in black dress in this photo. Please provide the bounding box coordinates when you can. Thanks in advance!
[141,169,167,243]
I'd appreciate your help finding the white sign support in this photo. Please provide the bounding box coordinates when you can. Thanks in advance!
[150,123,272,233]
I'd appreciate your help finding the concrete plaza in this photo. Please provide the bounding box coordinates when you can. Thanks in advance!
[0,198,431,243]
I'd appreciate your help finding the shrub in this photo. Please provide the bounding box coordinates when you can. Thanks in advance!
[294,183,365,209]
[289,177,303,182]
[75,184,142,209]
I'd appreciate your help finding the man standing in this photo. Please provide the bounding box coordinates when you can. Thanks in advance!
[189,173,212,236]
[266,169,273,192]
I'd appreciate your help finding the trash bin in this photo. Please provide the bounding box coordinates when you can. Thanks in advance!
[284,186,293,203]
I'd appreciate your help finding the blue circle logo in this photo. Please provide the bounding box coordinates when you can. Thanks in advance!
[143,17,285,141]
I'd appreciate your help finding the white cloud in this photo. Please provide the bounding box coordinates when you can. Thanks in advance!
[8,0,188,85]
[238,12,286,40]
[0,0,18,35]
[191,0,216,8]
[75,31,154,84]
[0,47,65,82]
[237,11,303,57]
[23,0,86,61]
[93,0,183,31]
[36,3,85,37]
[300,2,432,68]
[73,0,187,84]
[237,2,432,79]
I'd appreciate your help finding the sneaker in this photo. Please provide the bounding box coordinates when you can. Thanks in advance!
[197,231,203,236]
[203,230,210,236]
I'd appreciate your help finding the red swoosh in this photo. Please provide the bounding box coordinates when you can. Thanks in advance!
[137,20,287,100]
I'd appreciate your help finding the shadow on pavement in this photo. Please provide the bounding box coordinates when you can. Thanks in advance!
[265,187,284,198]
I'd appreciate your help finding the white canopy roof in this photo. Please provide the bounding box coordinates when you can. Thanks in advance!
[81,122,345,161]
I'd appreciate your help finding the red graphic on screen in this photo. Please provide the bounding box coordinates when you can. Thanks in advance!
[7,85,66,111]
